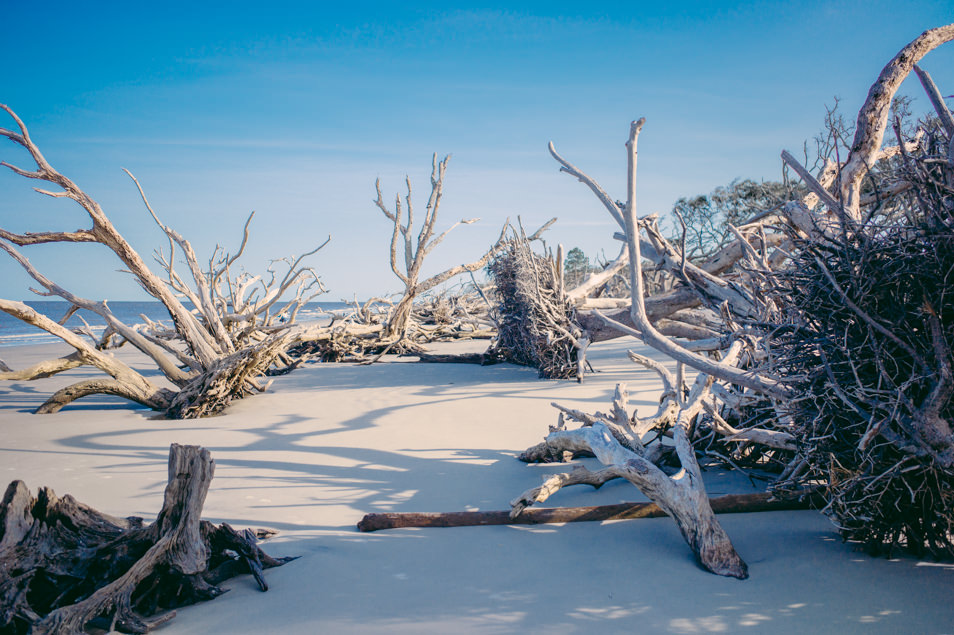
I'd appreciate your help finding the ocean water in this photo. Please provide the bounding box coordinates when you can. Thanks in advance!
[0,300,352,347]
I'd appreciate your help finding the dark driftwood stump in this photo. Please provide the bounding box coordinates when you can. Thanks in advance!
[0,444,294,634]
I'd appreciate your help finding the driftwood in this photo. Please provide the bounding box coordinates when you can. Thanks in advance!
[838,24,954,219]
[512,24,954,574]
[487,226,589,380]
[372,155,509,346]
[766,27,954,557]
[0,444,293,634]
[514,114,783,578]
[356,489,821,532]
[292,157,554,363]
[414,351,497,365]
[0,104,329,417]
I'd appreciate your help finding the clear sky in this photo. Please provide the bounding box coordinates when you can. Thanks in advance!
[2,1,953,302]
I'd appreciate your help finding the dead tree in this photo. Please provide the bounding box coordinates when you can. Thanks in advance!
[289,157,559,363]
[0,104,328,417]
[512,24,954,575]
[486,227,590,380]
[0,444,292,634]
[836,25,954,220]
[512,116,793,577]
[372,154,510,349]
[770,26,954,557]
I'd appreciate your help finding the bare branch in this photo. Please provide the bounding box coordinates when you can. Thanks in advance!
[840,24,954,218]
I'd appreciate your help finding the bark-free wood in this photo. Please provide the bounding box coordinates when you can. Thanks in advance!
[840,25,954,219]
[372,155,527,344]
[0,105,328,417]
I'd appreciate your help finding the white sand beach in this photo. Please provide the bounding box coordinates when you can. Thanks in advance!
[2,339,953,634]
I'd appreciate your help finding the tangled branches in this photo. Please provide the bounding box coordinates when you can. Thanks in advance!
[486,228,588,380]
[775,119,954,557]
[0,103,333,417]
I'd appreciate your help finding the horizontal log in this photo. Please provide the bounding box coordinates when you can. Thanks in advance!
[414,352,497,365]
[356,490,822,532]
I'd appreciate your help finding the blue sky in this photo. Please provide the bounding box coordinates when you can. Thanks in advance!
[2,2,953,301]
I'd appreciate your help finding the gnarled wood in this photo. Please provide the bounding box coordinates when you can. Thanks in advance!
[0,444,293,634]
[0,105,329,417]
[840,25,954,219]
[372,155,519,345]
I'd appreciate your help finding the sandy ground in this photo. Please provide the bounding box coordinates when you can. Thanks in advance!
[1,339,953,634]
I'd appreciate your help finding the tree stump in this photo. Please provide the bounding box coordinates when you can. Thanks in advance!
[0,444,294,634]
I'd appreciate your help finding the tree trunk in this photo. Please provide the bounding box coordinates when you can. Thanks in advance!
[0,444,293,634]
[357,490,820,531]
[385,293,416,341]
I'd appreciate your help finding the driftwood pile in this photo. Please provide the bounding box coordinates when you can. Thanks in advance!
[486,227,588,380]
[500,24,954,575]
[0,444,291,634]
[0,104,328,418]
[773,95,954,557]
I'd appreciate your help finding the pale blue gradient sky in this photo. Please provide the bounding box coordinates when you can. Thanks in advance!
[2,2,953,301]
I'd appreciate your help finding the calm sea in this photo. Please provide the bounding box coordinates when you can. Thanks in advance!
[0,300,352,347]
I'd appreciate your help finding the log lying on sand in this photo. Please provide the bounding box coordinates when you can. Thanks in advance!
[356,490,821,532]
[0,444,294,635]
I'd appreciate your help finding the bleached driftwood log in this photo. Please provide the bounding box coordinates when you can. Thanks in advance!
[0,104,329,416]
[0,444,292,634]
[508,110,803,577]
[514,368,749,578]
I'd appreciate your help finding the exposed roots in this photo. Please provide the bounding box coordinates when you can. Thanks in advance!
[773,104,954,557]
[486,230,587,380]
[0,445,293,634]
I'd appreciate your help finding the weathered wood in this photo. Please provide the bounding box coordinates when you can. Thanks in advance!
[372,155,519,343]
[0,444,293,634]
[0,299,175,413]
[567,244,629,302]
[486,227,588,380]
[0,105,330,417]
[357,490,819,532]
[840,25,954,219]
[0,352,83,380]
[414,351,497,365]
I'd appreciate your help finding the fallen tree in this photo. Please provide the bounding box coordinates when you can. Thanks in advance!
[356,488,822,531]
[290,158,555,363]
[0,444,292,634]
[509,116,785,578]
[507,23,954,576]
[771,40,954,556]
[486,225,589,380]
[0,104,328,417]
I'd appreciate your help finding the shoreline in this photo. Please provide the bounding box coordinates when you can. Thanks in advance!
[1,339,952,633]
